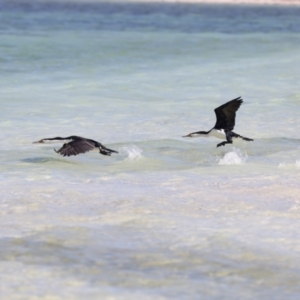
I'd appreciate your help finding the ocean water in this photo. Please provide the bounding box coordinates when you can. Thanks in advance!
[1,1,300,299]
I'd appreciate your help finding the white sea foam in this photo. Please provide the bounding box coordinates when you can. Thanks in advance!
[278,162,287,168]
[218,148,248,165]
[122,145,143,161]
[278,161,300,169]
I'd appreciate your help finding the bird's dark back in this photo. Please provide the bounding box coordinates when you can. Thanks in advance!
[214,97,243,130]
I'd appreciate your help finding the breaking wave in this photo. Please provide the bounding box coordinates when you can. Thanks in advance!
[122,145,143,161]
[218,148,248,165]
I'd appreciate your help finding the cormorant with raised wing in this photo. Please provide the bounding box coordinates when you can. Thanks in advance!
[33,136,118,157]
[183,97,253,147]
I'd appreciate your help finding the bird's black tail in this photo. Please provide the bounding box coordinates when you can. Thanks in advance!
[232,132,253,141]
[99,145,118,156]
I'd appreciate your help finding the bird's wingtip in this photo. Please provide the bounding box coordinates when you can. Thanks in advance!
[235,96,243,101]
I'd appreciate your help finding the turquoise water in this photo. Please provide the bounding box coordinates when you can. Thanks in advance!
[1,1,300,299]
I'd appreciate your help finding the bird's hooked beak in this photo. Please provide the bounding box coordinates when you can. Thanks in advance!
[33,140,44,144]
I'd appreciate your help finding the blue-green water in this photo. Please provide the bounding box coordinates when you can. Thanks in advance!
[1,1,300,299]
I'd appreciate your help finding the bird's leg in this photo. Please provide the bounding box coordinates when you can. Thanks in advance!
[217,131,233,148]
[217,141,232,147]
[232,132,254,142]
[54,143,67,154]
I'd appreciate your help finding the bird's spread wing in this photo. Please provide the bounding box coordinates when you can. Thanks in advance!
[55,139,95,157]
[214,97,243,130]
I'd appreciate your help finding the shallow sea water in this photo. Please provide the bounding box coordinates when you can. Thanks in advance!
[1,1,300,299]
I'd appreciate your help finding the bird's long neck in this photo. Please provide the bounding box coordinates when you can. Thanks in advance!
[34,136,75,144]
[184,130,211,138]
[46,137,68,141]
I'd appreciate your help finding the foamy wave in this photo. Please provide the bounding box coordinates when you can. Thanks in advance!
[122,145,143,161]
[279,161,300,168]
[218,148,248,165]
[278,162,287,168]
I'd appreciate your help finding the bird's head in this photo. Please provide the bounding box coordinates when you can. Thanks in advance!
[33,139,44,144]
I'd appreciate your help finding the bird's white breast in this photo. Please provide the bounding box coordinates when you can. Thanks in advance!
[209,129,226,140]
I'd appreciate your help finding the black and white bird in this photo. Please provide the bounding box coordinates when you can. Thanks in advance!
[183,97,253,147]
[33,136,118,157]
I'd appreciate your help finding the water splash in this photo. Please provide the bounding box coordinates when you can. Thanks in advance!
[122,145,143,161]
[218,148,248,165]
